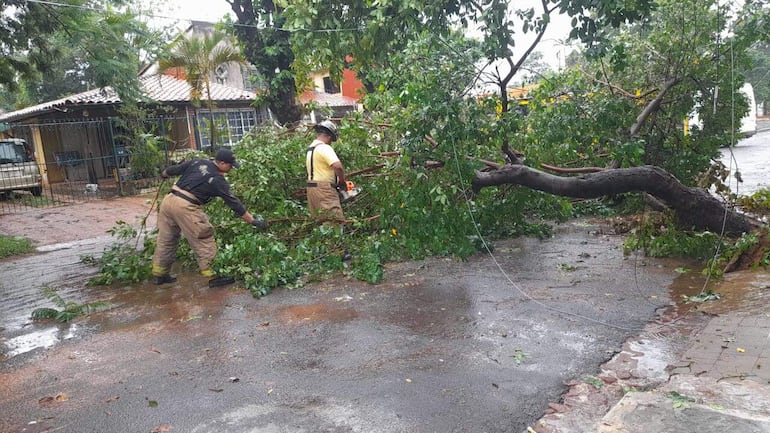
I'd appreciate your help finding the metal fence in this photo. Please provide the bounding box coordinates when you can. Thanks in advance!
[0,114,183,215]
[0,152,163,215]
[1,109,268,215]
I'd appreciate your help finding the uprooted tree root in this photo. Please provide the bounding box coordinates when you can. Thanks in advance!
[723,226,770,273]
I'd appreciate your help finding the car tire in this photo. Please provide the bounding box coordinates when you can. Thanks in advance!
[30,186,42,197]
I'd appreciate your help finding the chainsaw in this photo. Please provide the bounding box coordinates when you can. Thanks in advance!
[337,180,361,202]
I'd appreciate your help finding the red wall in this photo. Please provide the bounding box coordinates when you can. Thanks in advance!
[341,67,363,100]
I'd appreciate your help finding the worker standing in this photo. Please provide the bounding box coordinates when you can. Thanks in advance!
[306,120,347,223]
[306,120,351,260]
[152,148,267,287]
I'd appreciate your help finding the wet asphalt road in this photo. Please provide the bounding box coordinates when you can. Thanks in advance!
[720,118,770,196]
[0,220,683,433]
[3,120,768,433]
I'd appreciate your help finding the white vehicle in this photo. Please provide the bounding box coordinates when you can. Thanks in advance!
[740,82,758,137]
[685,82,757,138]
[0,138,43,197]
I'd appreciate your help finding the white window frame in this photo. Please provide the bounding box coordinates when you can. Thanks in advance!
[195,108,263,148]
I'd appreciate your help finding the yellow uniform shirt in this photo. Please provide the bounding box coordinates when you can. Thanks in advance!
[306,139,340,183]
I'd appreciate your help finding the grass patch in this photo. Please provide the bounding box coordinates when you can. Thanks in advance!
[0,234,35,258]
[18,195,56,207]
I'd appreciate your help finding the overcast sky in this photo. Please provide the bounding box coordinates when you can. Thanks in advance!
[150,0,232,27]
[149,0,572,72]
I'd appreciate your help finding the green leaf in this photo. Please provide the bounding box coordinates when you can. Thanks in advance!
[31,308,60,321]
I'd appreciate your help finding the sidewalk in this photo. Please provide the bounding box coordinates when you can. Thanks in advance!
[534,270,770,433]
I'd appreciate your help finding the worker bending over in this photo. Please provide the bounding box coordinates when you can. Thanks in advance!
[152,148,267,287]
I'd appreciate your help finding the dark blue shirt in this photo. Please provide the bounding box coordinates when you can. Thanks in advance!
[167,159,247,216]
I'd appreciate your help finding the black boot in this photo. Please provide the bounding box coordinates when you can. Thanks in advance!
[154,274,177,285]
[208,275,235,288]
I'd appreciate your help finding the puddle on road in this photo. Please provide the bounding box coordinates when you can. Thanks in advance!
[663,266,712,319]
[1,272,236,360]
[3,324,78,358]
[664,265,770,317]
[86,273,237,327]
[278,304,358,324]
[695,271,770,316]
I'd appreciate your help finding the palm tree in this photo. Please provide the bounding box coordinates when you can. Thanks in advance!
[158,32,246,152]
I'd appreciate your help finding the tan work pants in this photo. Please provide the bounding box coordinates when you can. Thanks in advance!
[307,183,344,223]
[152,193,216,275]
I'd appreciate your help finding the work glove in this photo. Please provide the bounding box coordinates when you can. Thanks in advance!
[252,215,268,230]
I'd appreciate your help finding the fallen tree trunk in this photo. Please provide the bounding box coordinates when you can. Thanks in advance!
[472,164,760,236]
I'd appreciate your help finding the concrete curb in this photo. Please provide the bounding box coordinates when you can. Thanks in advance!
[599,376,770,433]
[532,269,770,433]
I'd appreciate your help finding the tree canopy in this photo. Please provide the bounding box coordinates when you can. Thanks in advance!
[0,0,166,111]
[220,0,657,125]
[225,0,302,125]
[158,31,245,149]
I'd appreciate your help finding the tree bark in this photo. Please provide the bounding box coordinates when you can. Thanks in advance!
[228,0,303,126]
[472,164,760,236]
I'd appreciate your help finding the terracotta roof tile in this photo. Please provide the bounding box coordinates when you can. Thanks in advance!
[0,75,258,122]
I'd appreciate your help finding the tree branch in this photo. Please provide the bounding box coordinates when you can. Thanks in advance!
[630,78,680,136]
[540,163,606,173]
[472,164,759,235]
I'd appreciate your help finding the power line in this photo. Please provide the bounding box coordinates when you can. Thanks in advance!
[25,0,365,33]
[445,128,646,332]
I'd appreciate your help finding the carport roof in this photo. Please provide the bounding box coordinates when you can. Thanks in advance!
[0,74,258,123]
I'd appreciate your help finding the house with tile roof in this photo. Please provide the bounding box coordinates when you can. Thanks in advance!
[0,74,267,187]
[301,59,364,122]
[167,21,364,122]
[0,20,365,190]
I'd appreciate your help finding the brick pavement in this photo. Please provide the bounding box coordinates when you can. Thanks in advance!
[535,269,770,433]
[598,270,770,433]
[681,313,770,383]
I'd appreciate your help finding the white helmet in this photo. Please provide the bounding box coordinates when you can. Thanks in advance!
[314,120,338,142]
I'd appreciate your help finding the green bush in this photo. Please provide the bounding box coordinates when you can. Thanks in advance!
[623,213,723,260]
[83,221,155,285]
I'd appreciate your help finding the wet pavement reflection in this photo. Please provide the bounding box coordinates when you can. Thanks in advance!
[2,122,769,432]
[720,122,770,196]
[0,219,690,433]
